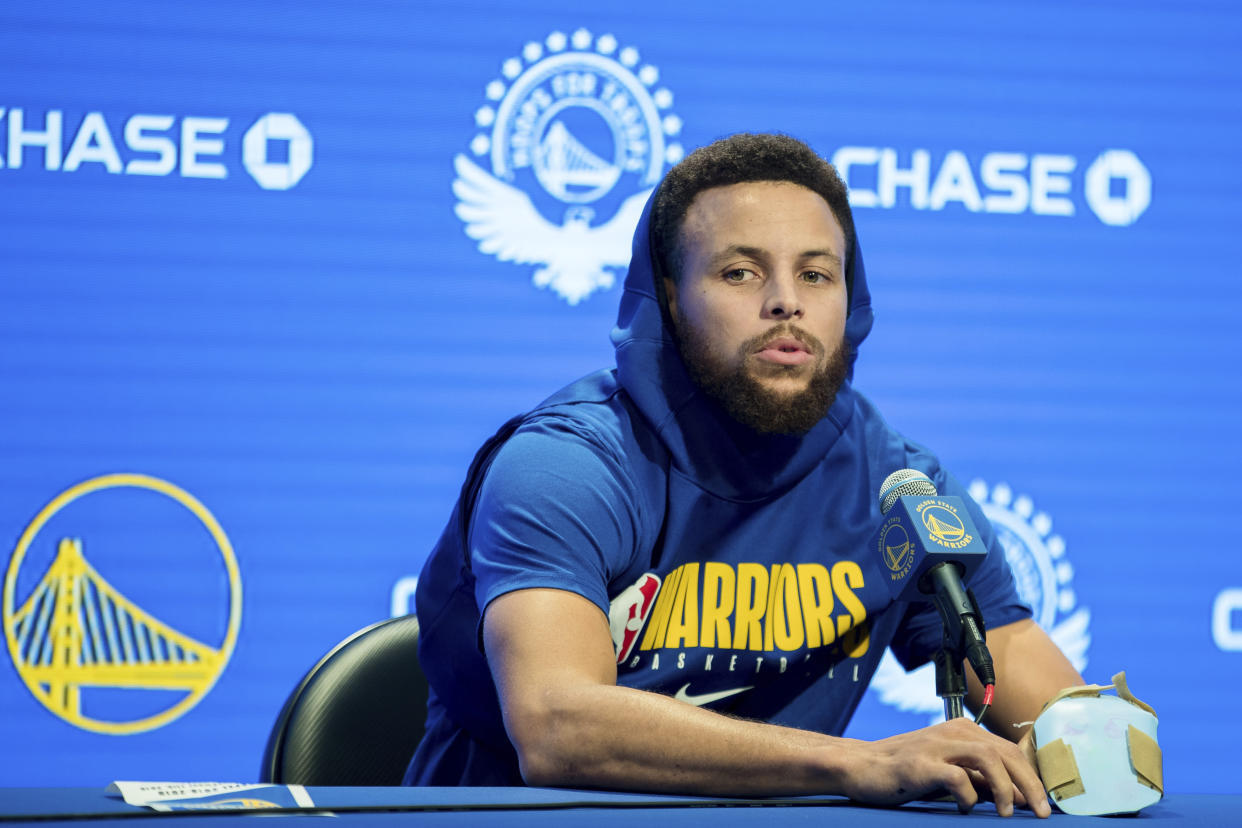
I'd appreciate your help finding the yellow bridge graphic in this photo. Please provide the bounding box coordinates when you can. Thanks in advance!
[925,513,965,541]
[8,537,222,721]
[885,541,911,570]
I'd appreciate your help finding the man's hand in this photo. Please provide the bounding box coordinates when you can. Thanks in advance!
[839,718,1051,817]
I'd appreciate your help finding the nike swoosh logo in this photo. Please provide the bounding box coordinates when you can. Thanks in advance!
[674,683,753,707]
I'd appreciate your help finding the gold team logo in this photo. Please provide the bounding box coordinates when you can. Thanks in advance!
[916,499,973,550]
[878,518,914,582]
[3,474,241,734]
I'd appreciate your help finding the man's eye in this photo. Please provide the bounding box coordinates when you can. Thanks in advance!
[802,271,830,283]
[724,269,756,283]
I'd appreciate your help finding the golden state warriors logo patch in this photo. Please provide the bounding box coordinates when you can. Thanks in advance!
[915,499,973,549]
[878,518,914,582]
[3,474,241,734]
[453,28,684,304]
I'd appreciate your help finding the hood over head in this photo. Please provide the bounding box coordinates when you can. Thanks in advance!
[610,142,875,502]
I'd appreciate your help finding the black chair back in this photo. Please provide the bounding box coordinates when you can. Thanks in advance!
[260,613,427,785]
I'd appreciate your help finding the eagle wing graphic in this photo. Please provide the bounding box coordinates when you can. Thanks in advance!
[453,154,562,264]
[453,153,650,304]
[593,188,653,266]
[542,187,651,303]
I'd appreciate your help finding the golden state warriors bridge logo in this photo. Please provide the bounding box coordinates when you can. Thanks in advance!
[453,28,684,304]
[877,518,914,583]
[915,499,973,550]
[3,474,241,734]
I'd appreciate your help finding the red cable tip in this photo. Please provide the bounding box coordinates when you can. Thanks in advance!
[982,684,995,707]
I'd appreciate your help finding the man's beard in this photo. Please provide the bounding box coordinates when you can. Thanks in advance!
[675,322,852,436]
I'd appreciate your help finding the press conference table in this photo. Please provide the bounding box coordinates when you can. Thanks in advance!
[1,787,1238,825]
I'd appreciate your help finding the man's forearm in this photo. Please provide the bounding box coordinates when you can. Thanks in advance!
[966,618,1085,741]
[506,680,850,795]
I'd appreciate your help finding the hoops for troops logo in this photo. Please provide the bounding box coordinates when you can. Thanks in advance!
[453,29,684,304]
[869,480,1090,721]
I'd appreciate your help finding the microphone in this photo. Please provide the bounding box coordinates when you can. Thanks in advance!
[873,469,996,708]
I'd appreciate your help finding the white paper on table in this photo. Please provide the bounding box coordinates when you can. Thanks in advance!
[107,781,315,812]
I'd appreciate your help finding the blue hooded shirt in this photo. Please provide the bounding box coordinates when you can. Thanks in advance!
[404,186,1030,786]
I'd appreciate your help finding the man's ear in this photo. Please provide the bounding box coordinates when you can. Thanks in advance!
[662,277,680,326]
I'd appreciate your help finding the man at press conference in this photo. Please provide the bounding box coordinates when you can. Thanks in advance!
[404,133,1083,818]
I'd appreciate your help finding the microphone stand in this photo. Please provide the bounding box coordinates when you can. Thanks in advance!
[932,631,968,720]
[924,562,989,721]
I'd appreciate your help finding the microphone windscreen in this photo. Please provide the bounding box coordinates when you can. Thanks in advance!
[879,468,937,514]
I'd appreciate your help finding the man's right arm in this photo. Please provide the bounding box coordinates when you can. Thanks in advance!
[484,586,1051,817]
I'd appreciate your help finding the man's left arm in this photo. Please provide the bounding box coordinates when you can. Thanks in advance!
[966,618,1085,743]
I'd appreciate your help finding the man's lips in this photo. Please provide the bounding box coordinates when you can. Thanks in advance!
[755,336,813,366]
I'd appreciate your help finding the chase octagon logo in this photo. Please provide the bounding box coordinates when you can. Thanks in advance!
[3,474,241,734]
[453,28,684,305]
[869,480,1089,721]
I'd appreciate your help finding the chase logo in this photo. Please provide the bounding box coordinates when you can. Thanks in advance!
[878,519,914,580]
[0,108,312,190]
[831,146,1150,226]
[453,29,684,304]
[868,480,1088,721]
[916,499,972,549]
[3,474,241,734]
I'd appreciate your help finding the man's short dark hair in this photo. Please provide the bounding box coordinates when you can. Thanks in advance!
[651,133,856,291]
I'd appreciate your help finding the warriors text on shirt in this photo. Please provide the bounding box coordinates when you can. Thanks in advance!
[612,561,870,665]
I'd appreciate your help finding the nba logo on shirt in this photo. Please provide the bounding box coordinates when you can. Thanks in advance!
[608,573,661,663]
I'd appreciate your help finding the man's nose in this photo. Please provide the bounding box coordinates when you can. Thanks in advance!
[761,274,803,319]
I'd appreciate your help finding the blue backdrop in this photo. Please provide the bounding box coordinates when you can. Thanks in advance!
[2,0,1239,792]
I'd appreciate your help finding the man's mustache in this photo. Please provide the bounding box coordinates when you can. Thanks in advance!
[745,324,826,358]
